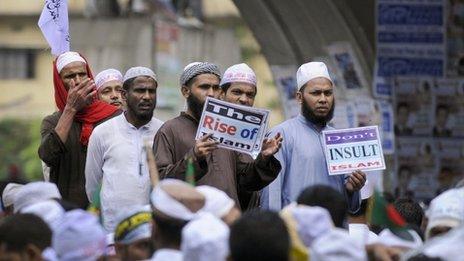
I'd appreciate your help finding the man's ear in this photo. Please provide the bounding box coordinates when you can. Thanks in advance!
[181,85,190,98]
[296,91,303,104]
[25,244,43,261]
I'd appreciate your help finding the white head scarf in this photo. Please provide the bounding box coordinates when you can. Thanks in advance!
[296,61,333,90]
[220,63,257,87]
[56,51,86,73]
[196,185,235,218]
[94,69,123,90]
[311,228,367,261]
[426,188,464,239]
[2,183,23,208]
[13,181,61,213]
[181,213,229,261]
[20,200,65,232]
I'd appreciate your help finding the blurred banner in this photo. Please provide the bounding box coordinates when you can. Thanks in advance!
[374,0,446,98]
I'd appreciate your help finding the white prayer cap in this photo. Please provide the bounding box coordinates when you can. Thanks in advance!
[114,205,152,245]
[426,188,464,239]
[290,205,334,247]
[196,185,235,218]
[20,200,65,232]
[123,66,157,83]
[13,181,61,213]
[220,63,257,87]
[94,69,123,90]
[2,183,23,208]
[53,209,106,261]
[181,213,230,261]
[150,179,205,221]
[348,223,379,245]
[296,61,333,90]
[56,51,86,73]
[311,228,367,261]
[377,228,423,249]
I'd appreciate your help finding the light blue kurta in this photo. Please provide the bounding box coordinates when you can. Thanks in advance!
[261,114,360,212]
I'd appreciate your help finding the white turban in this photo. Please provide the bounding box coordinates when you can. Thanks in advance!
[348,223,379,245]
[123,66,157,83]
[181,213,229,261]
[311,228,367,261]
[114,205,152,245]
[150,179,204,221]
[290,205,334,247]
[377,228,423,249]
[2,183,23,208]
[196,185,235,218]
[20,200,65,232]
[53,209,106,261]
[94,69,123,90]
[56,51,86,73]
[426,188,464,239]
[296,61,333,90]
[13,181,61,213]
[220,63,257,87]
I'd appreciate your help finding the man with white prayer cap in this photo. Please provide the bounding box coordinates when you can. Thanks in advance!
[13,181,61,213]
[425,188,464,240]
[94,68,125,109]
[181,213,230,261]
[219,63,282,209]
[86,66,163,232]
[150,179,206,261]
[39,51,119,209]
[220,63,258,107]
[310,228,368,261]
[153,62,282,211]
[114,205,153,260]
[20,199,65,232]
[196,185,241,225]
[1,183,23,215]
[53,209,107,261]
[261,61,366,212]
[279,203,334,260]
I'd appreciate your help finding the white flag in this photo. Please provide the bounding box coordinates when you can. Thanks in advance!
[38,0,70,56]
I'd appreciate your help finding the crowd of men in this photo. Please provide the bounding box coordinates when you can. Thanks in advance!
[0,51,463,260]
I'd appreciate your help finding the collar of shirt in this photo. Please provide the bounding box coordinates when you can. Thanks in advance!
[120,113,152,131]
[180,111,199,125]
[151,249,183,261]
[296,114,330,133]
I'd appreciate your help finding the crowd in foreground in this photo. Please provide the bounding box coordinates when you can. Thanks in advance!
[1,179,463,260]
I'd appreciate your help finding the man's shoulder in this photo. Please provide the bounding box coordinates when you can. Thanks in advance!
[42,111,62,123]
[92,114,121,135]
[271,117,301,133]
[157,115,189,132]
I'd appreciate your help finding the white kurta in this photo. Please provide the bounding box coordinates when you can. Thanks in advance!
[85,114,163,232]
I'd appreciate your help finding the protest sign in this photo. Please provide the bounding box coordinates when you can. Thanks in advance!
[195,97,269,156]
[322,126,386,175]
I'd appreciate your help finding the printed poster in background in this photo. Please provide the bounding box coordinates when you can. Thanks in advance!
[433,78,464,137]
[270,65,299,119]
[395,137,439,200]
[377,100,395,155]
[446,0,464,76]
[322,126,386,175]
[195,97,269,156]
[393,77,434,136]
[374,0,446,98]
[327,42,369,97]
[313,56,348,99]
[436,138,464,192]
[329,100,358,129]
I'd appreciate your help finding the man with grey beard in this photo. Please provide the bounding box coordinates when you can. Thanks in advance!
[261,62,366,212]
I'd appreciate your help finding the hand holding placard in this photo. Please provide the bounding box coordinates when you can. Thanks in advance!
[345,170,367,193]
[193,133,219,161]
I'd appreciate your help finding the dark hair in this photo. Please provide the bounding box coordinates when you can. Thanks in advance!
[296,185,347,228]
[394,198,424,228]
[230,210,289,261]
[152,212,188,247]
[0,214,52,252]
[221,82,231,93]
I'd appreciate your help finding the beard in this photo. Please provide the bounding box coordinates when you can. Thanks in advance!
[187,94,205,120]
[301,100,335,127]
[127,100,155,123]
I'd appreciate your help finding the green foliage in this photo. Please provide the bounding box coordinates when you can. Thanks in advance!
[0,118,43,181]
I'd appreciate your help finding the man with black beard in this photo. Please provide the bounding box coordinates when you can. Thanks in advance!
[85,67,163,232]
[261,62,366,212]
[153,62,282,211]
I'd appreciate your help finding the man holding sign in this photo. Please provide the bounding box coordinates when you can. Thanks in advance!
[261,62,366,212]
[153,62,282,210]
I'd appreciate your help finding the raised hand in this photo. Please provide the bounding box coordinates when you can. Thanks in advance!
[65,78,96,112]
[260,132,283,159]
[345,170,367,193]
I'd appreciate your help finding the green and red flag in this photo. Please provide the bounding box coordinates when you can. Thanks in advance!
[186,157,196,186]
